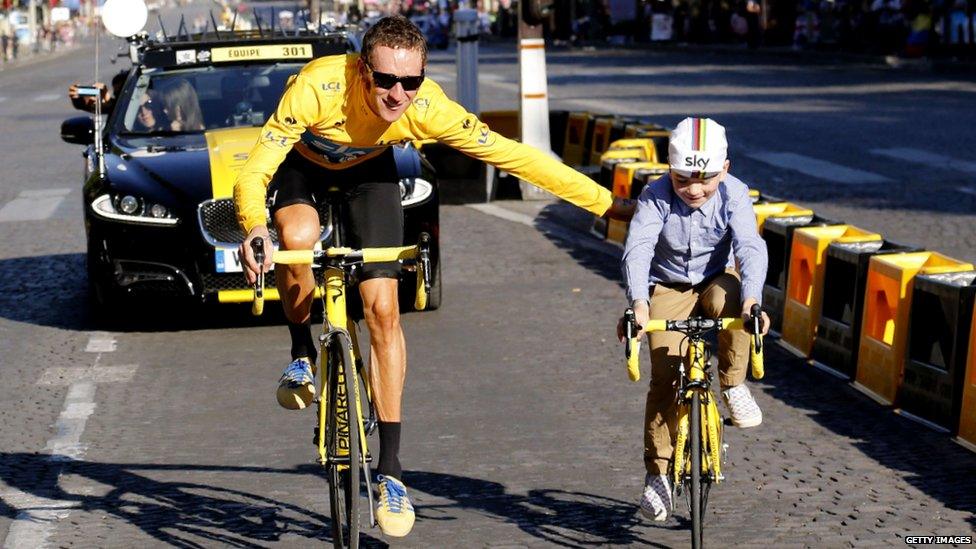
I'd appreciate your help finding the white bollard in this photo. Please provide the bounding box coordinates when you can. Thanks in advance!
[517,36,554,200]
[453,8,479,114]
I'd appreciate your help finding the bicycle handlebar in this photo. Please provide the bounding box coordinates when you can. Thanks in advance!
[624,309,765,382]
[270,245,420,265]
[249,234,432,316]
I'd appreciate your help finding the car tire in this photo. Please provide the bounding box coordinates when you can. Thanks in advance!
[86,240,123,324]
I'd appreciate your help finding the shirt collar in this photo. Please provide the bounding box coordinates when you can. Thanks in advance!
[673,190,718,218]
[698,190,719,219]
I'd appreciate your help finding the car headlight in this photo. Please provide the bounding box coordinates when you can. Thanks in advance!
[91,194,179,226]
[399,177,434,207]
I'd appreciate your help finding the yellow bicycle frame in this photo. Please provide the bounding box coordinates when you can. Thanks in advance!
[267,244,425,472]
[671,337,725,487]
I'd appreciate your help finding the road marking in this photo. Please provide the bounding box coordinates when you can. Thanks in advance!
[84,333,116,353]
[467,203,621,258]
[33,93,61,102]
[4,332,135,549]
[746,152,892,184]
[2,382,96,548]
[960,186,976,196]
[43,382,97,460]
[37,365,138,386]
[870,147,976,176]
[0,188,71,222]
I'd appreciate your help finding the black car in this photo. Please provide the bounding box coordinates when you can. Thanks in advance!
[61,29,441,316]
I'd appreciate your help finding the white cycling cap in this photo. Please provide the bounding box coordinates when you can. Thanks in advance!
[668,117,728,178]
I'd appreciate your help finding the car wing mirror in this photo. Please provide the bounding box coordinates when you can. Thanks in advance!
[61,116,96,145]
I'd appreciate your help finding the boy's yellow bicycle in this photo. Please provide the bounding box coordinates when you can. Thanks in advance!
[250,232,431,549]
[623,305,764,549]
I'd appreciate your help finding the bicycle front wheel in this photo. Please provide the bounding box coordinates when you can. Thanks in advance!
[327,332,361,548]
[689,391,703,549]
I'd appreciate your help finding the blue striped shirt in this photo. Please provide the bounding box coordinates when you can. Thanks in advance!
[622,173,768,304]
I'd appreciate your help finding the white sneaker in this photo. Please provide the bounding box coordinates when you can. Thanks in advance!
[640,474,671,522]
[722,384,763,428]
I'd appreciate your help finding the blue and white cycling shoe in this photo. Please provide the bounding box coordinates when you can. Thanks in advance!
[276,357,315,410]
[375,475,415,537]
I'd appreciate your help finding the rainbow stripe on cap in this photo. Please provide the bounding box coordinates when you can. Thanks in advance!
[691,117,707,178]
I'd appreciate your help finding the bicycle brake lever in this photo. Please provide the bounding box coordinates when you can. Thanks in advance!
[750,303,763,352]
[251,237,265,298]
[624,309,636,356]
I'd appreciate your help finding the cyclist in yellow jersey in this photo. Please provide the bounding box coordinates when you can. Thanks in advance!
[234,16,634,538]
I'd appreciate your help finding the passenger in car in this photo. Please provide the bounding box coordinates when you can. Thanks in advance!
[135,90,167,132]
[160,78,205,131]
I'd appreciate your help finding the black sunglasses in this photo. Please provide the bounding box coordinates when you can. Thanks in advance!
[366,64,425,91]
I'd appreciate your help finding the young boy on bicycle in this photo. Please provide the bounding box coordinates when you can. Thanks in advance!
[621,117,770,522]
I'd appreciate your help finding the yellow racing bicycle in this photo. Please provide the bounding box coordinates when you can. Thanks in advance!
[623,304,765,549]
[250,231,431,549]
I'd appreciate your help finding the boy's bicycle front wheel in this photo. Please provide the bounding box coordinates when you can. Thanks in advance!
[689,391,703,549]
[327,332,361,548]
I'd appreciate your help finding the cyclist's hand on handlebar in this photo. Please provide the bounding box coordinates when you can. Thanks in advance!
[741,298,770,336]
[240,226,272,285]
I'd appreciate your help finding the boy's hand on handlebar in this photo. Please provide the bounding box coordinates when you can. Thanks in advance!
[618,300,650,342]
[741,299,769,336]
[240,226,272,285]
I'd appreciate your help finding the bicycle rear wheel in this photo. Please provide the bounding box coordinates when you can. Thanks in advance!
[689,391,703,549]
[327,332,361,548]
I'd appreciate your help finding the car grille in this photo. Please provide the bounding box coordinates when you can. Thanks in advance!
[201,271,278,293]
[197,198,332,247]
[201,268,327,294]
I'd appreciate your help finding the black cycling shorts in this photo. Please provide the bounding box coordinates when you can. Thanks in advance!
[267,149,403,280]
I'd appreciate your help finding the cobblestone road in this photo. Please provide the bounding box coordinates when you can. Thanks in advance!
[0,203,971,548]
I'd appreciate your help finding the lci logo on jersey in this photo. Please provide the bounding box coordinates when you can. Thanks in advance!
[263,131,288,147]
[322,81,342,92]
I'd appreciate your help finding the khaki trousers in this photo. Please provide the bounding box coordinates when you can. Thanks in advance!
[643,270,749,475]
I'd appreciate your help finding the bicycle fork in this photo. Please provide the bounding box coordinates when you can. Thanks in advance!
[315,266,377,527]
[672,338,725,490]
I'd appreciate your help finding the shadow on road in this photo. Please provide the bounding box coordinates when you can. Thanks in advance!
[0,253,94,331]
[0,453,390,547]
[757,344,976,530]
[407,470,670,548]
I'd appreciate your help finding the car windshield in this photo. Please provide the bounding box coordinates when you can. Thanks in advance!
[119,63,305,135]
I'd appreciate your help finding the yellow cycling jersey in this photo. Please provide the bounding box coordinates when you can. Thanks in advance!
[233,53,612,233]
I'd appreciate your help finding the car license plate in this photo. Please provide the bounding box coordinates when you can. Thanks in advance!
[215,247,244,273]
